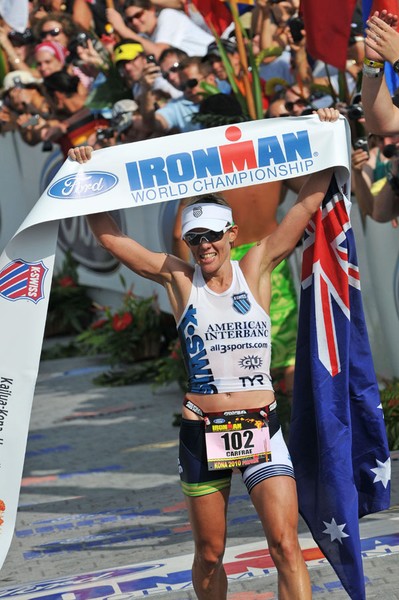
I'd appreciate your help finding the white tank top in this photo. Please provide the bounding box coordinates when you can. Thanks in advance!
[177,261,273,394]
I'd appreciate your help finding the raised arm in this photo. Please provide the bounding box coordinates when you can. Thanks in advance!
[67,146,190,290]
[258,108,339,272]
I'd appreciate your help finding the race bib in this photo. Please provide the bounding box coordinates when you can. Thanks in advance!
[205,410,271,471]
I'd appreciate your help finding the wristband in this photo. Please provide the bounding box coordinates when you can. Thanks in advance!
[362,64,384,78]
[364,57,384,69]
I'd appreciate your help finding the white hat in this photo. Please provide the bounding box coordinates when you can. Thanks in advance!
[111,99,138,133]
[2,70,41,92]
[181,202,233,238]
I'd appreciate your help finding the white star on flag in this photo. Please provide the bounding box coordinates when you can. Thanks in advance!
[370,457,391,489]
[322,518,350,544]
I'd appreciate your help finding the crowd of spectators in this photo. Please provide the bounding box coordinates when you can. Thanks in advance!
[2,1,399,223]
[0,0,367,155]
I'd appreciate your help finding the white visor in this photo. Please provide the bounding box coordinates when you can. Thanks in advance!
[181,203,233,238]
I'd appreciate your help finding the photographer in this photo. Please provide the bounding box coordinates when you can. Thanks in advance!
[0,24,37,75]
[353,133,399,223]
[0,70,54,145]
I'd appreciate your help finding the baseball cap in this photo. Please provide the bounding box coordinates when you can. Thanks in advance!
[205,39,237,60]
[114,42,144,63]
[181,202,233,238]
[2,70,42,93]
[111,99,139,132]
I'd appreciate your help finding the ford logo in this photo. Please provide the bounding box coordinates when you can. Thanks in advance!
[213,419,226,424]
[48,171,118,199]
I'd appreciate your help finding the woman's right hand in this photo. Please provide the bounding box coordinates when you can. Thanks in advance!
[68,146,93,163]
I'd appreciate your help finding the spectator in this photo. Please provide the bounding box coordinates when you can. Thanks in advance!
[352,133,399,223]
[0,24,37,75]
[113,39,181,103]
[33,11,103,89]
[204,39,241,94]
[34,40,68,79]
[40,69,109,156]
[33,11,80,50]
[140,56,217,134]
[106,0,214,61]
[266,93,290,118]
[30,0,94,33]
[0,70,52,144]
[284,84,312,116]
[159,46,188,94]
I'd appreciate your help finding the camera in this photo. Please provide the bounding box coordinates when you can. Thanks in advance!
[20,114,41,129]
[146,54,157,64]
[8,28,34,47]
[96,127,114,142]
[347,103,364,120]
[75,32,89,48]
[353,137,369,155]
[66,32,90,63]
[287,16,304,43]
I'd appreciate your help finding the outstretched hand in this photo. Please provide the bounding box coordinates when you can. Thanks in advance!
[68,146,93,164]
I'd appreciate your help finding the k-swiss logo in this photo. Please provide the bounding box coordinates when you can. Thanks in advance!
[232,291,251,314]
[193,206,203,218]
[0,260,48,303]
[239,355,263,370]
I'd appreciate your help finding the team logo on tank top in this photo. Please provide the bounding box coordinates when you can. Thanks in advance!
[232,291,251,314]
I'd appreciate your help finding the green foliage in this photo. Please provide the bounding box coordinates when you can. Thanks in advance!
[46,252,93,336]
[153,338,187,392]
[380,379,399,451]
[41,340,83,361]
[92,360,159,386]
[85,63,132,111]
[76,281,161,366]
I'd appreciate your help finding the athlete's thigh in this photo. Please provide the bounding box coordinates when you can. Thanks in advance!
[250,475,299,541]
[185,487,230,547]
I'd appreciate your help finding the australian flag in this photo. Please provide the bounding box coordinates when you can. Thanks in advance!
[289,176,391,600]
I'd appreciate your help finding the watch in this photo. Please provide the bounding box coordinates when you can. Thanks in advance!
[393,59,399,73]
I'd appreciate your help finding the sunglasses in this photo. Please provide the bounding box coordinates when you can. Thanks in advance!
[162,62,180,79]
[183,225,231,246]
[179,78,202,91]
[126,10,145,23]
[40,27,63,39]
[284,99,309,112]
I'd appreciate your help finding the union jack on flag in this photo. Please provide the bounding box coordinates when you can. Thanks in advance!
[301,189,360,377]
[289,176,390,600]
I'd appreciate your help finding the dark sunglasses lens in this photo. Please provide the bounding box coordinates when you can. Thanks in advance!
[128,10,144,21]
[41,28,60,38]
[185,230,223,245]
[181,78,199,91]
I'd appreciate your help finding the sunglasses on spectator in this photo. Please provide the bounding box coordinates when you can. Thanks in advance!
[284,98,309,111]
[180,78,203,91]
[126,10,145,23]
[40,27,63,39]
[162,62,180,79]
[183,226,231,246]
